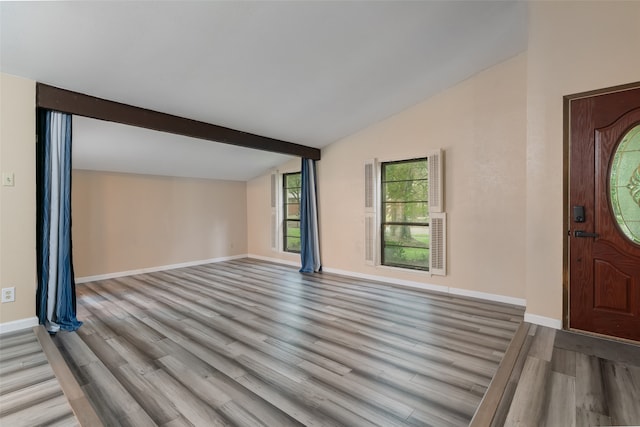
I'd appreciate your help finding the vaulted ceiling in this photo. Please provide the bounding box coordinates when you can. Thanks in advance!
[1,1,528,180]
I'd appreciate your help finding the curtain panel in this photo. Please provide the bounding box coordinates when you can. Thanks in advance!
[299,158,321,273]
[36,109,82,332]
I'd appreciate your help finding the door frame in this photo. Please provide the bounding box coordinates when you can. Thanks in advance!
[563,80,640,333]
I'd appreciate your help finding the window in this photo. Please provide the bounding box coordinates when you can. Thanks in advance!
[364,151,445,274]
[380,158,429,270]
[283,172,301,253]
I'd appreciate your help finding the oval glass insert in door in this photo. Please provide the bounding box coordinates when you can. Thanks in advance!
[610,123,640,244]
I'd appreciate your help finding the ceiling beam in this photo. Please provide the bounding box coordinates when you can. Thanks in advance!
[36,83,321,160]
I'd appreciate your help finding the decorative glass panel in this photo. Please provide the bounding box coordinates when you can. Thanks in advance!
[610,124,640,244]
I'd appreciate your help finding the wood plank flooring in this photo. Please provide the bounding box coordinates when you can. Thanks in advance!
[0,327,79,426]
[55,258,525,426]
[502,326,640,427]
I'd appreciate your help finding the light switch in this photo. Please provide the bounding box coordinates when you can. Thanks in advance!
[2,172,15,187]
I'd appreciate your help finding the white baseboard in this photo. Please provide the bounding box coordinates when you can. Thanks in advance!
[449,288,526,307]
[0,316,38,334]
[75,254,248,284]
[321,266,450,294]
[524,312,562,329]
[84,253,529,310]
[248,257,527,308]
[247,254,301,268]
[324,267,525,306]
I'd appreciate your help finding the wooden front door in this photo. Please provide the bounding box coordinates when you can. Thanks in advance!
[569,86,640,342]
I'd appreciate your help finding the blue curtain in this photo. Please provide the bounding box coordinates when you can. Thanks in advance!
[299,158,321,273]
[36,109,82,332]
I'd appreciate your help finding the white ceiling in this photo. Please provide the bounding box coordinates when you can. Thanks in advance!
[1,1,527,181]
[72,117,294,181]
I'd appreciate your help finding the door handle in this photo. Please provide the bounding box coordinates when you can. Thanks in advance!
[574,230,599,238]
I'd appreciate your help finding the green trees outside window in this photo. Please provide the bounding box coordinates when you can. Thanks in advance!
[381,158,429,270]
[283,172,301,253]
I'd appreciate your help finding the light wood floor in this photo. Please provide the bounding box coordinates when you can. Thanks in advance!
[54,258,525,426]
[0,327,79,426]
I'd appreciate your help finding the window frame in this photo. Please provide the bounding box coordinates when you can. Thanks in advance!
[380,157,430,271]
[282,171,302,253]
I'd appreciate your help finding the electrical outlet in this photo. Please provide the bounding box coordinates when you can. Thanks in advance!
[1,287,15,303]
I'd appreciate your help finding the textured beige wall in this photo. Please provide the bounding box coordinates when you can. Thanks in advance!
[0,73,37,324]
[525,1,640,320]
[248,54,528,299]
[72,170,248,277]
